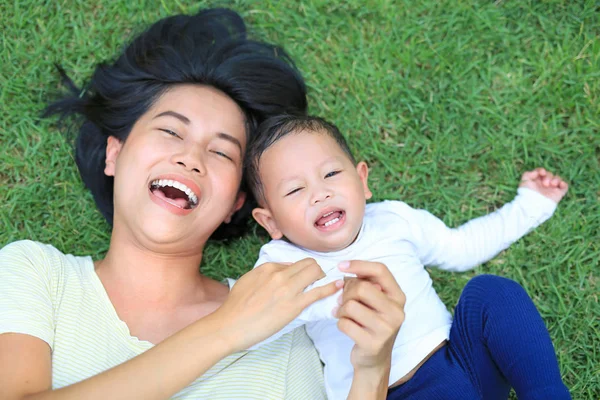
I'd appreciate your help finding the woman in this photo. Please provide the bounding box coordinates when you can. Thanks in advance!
[0,8,404,400]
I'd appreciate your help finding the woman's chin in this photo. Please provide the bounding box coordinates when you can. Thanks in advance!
[113,203,226,249]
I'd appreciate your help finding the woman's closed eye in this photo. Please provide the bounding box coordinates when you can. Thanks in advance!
[325,170,341,178]
[159,128,182,139]
[210,149,233,161]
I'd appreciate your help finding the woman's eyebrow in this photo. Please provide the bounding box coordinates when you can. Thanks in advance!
[216,133,242,154]
[153,110,191,124]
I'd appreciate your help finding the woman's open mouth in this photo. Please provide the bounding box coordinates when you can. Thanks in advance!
[149,179,199,210]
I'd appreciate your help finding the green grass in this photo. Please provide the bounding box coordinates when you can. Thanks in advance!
[1,0,598,397]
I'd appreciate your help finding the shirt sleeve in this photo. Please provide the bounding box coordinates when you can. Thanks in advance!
[404,188,558,272]
[0,241,56,349]
[246,243,339,350]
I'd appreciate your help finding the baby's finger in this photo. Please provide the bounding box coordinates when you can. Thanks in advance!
[536,167,548,177]
[559,181,569,190]
[521,170,538,181]
[554,175,567,187]
[551,177,561,187]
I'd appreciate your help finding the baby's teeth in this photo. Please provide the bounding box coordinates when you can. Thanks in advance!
[324,217,340,227]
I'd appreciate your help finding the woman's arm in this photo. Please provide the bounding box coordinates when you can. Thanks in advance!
[0,259,339,400]
[335,261,406,400]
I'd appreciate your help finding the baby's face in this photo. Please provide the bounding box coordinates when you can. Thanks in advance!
[253,130,372,252]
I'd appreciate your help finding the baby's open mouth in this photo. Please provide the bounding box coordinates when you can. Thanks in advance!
[315,210,345,228]
[150,179,199,210]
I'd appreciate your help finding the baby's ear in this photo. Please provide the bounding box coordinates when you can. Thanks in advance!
[356,161,372,200]
[252,208,283,240]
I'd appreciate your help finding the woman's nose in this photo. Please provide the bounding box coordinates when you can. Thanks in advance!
[173,151,206,175]
[176,161,204,174]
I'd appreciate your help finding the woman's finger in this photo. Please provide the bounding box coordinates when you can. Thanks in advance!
[343,279,399,314]
[287,258,328,290]
[337,299,386,332]
[337,316,371,347]
[342,279,405,333]
[287,258,324,279]
[258,258,323,295]
[339,261,405,304]
[302,280,342,309]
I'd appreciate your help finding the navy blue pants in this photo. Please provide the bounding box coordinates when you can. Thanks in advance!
[387,275,570,400]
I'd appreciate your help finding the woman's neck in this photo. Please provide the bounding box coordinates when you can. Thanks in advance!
[95,226,215,310]
[93,225,230,344]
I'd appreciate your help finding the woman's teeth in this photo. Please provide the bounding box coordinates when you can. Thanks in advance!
[150,179,199,206]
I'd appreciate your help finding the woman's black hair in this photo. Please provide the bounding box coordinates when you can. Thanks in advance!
[45,8,307,240]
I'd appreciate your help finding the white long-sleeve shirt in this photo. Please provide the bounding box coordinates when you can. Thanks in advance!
[250,188,557,399]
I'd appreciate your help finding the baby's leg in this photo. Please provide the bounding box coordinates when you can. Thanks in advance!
[448,274,571,400]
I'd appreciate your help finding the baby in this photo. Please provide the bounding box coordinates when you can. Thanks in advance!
[244,115,568,399]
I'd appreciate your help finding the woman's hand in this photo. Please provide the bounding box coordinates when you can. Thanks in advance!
[335,260,406,399]
[214,258,342,352]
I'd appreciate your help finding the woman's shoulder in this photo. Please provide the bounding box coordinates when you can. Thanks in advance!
[2,239,62,256]
[1,240,58,267]
[0,240,97,351]
[0,239,92,279]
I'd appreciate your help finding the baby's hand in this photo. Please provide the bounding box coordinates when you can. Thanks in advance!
[519,168,569,203]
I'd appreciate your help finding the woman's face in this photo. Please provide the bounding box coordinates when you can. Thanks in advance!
[104,85,247,254]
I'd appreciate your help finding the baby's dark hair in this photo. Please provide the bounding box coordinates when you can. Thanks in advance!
[245,114,356,204]
[44,8,307,240]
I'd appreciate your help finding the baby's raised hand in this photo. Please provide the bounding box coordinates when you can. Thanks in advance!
[519,168,569,203]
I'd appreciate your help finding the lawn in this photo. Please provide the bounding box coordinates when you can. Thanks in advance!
[1,0,598,397]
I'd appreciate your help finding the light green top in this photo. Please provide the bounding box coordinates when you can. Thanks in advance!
[0,240,326,399]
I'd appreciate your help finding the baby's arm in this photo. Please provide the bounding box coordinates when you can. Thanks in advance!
[409,168,568,271]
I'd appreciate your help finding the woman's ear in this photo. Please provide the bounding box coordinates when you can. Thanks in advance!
[104,136,123,177]
[252,207,283,240]
[356,161,372,200]
[224,192,247,223]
